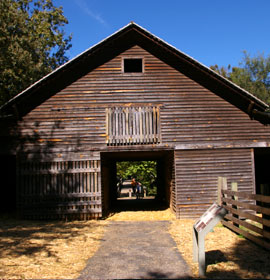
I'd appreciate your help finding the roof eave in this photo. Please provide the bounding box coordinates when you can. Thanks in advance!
[0,22,268,119]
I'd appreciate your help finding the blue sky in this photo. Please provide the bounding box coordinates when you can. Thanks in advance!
[55,0,270,68]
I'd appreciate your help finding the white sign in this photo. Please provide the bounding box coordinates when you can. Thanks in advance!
[194,203,223,232]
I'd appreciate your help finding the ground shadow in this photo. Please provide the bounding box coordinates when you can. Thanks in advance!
[206,237,270,279]
[0,217,104,262]
[143,270,192,279]
[206,249,228,266]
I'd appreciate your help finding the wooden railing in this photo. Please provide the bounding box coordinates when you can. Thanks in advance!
[106,106,160,145]
[218,177,270,250]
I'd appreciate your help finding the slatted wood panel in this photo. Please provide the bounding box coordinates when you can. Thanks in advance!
[169,151,176,215]
[17,159,102,220]
[106,106,160,145]
[175,148,254,219]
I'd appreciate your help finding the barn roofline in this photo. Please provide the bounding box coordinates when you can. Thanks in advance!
[1,22,269,123]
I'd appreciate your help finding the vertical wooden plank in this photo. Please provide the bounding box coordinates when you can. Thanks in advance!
[80,161,83,193]
[231,182,239,227]
[128,107,132,144]
[132,107,136,144]
[149,107,153,142]
[106,108,109,144]
[122,108,125,145]
[115,107,119,145]
[139,107,143,144]
[142,107,145,143]
[145,107,149,143]
[121,108,125,145]
[125,107,129,144]
[90,170,93,193]
[94,160,98,193]
[54,162,56,196]
[217,177,221,206]
[135,107,139,144]
[87,160,90,192]
[109,108,112,145]
[112,107,115,145]
[72,161,75,193]
[157,107,161,143]
[153,107,157,143]
[64,161,67,194]
[261,184,270,231]
[133,108,137,144]
[60,162,63,195]
[218,176,228,206]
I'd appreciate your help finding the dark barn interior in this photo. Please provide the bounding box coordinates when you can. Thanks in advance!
[254,148,270,196]
[0,155,16,214]
[101,150,174,216]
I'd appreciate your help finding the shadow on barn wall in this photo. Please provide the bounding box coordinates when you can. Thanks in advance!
[0,118,93,219]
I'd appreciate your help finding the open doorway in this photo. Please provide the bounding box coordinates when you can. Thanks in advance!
[0,155,16,214]
[116,160,157,199]
[101,150,174,216]
[254,148,270,196]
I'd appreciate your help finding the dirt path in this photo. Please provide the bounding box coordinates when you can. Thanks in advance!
[78,221,191,279]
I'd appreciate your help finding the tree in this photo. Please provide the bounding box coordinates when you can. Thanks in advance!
[210,51,270,105]
[0,0,72,106]
[117,161,157,196]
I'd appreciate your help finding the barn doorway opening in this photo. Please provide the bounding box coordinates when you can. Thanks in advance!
[254,148,270,196]
[101,150,174,215]
[0,155,16,214]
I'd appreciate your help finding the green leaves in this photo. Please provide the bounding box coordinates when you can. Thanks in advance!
[210,51,270,105]
[117,161,157,196]
[0,0,72,106]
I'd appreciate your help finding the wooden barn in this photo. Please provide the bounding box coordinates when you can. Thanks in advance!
[1,22,270,219]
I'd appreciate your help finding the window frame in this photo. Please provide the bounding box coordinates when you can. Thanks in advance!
[122,57,144,74]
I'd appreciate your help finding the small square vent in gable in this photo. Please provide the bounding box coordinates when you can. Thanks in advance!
[123,58,143,73]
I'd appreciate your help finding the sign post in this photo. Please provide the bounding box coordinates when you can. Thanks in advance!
[193,203,227,277]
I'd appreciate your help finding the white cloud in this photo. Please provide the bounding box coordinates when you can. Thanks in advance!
[76,0,107,26]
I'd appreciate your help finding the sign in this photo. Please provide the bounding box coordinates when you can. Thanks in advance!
[194,203,224,232]
[193,203,227,277]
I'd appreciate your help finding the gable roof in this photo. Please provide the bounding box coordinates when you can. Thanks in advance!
[1,22,269,123]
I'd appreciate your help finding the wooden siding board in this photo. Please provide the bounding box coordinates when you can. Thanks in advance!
[8,45,269,154]
[175,149,254,219]
[3,45,270,219]
[17,157,102,219]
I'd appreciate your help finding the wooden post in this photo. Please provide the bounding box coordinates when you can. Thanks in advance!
[217,177,227,206]
[261,184,270,232]
[231,182,239,227]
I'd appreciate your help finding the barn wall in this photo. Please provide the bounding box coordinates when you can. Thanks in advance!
[16,153,102,220]
[11,45,270,157]
[174,148,255,219]
[3,45,270,219]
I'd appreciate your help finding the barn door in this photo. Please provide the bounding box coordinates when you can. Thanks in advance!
[17,157,102,219]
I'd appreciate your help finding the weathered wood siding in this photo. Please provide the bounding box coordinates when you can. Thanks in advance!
[17,156,102,219]
[3,45,270,219]
[12,45,270,155]
[174,148,255,218]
